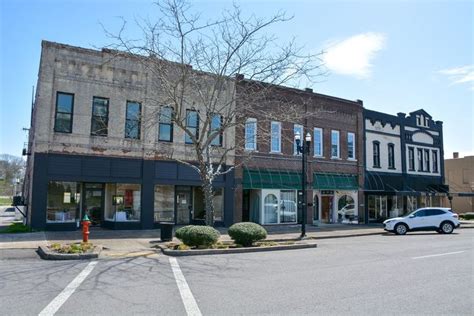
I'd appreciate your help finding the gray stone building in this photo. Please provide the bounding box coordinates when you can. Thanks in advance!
[24,41,236,230]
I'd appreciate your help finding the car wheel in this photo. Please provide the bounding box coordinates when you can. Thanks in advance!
[394,223,408,235]
[440,221,454,234]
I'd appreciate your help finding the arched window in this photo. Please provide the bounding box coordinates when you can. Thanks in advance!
[263,194,278,224]
[337,195,355,219]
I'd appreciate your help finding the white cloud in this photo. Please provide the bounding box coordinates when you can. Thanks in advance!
[322,32,386,79]
[438,65,474,89]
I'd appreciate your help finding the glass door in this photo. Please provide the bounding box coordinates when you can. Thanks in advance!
[83,183,104,226]
[176,187,192,225]
[280,190,297,223]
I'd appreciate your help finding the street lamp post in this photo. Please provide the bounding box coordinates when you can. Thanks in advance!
[295,131,312,238]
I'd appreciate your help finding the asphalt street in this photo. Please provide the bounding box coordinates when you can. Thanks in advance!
[0,230,472,315]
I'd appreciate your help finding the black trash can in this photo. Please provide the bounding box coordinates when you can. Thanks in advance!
[160,222,174,242]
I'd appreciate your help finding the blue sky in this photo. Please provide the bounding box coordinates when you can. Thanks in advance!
[1,0,473,158]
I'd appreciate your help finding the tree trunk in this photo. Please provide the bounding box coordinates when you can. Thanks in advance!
[202,176,215,226]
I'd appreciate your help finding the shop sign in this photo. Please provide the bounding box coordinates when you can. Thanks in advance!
[321,190,334,195]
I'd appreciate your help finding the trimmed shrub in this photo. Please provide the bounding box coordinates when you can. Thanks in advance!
[460,213,474,220]
[228,222,267,247]
[175,225,220,247]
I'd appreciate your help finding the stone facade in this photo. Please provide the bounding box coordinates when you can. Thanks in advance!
[24,41,236,230]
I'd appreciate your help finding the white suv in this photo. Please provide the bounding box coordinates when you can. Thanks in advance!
[383,207,460,235]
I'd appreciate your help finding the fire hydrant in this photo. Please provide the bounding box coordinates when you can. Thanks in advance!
[81,214,91,242]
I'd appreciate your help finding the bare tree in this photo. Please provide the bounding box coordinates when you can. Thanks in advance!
[0,154,25,196]
[104,0,324,226]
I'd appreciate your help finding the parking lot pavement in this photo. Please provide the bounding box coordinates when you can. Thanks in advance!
[177,229,473,315]
[1,251,94,316]
[0,230,472,316]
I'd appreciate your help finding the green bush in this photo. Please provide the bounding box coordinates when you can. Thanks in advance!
[228,222,267,247]
[460,213,474,220]
[175,225,220,248]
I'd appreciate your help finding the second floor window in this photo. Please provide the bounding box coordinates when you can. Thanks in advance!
[424,149,430,172]
[294,124,303,155]
[185,110,199,144]
[432,150,438,173]
[408,147,415,171]
[54,92,74,133]
[373,141,380,168]
[331,130,340,158]
[125,101,141,139]
[388,143,395,169]
[314,128,323,157]
[347,132,355,159]
[158,106,173,142]
[91,97,109,136]
[210,114,222,146]
[270,121,281,153]
[417,148,423,171]
[245,118,257,150]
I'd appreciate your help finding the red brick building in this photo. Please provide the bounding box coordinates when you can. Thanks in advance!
[233,79,364,225]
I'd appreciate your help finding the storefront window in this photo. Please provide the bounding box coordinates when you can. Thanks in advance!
[154,185,175,222]
[368,195,388,222]
[264,193,278,224]
[193,187,224,222]
[104,183,141,221]
[407,196,417,213]
[213,188,224,221]
[387,195,404,217]
[47,181,80,223]
[337,195,355,221]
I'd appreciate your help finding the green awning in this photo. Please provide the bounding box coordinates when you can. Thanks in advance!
[313,173,358,190]
[243,169,302,190]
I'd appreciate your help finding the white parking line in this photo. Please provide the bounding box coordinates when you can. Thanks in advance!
[412,251,465,260]
[38,261,98,316]
[169,257,202,316]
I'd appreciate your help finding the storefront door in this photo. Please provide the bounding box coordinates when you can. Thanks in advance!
[83,183,104,226]
[176,187,192,224]
[321,196,332,223]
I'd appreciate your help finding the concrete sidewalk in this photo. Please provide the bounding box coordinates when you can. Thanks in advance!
[1,221,473,258]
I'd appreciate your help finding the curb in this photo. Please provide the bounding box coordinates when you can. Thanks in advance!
[159,242,317,256]
[37,245,101,260]
[266,231,385,242]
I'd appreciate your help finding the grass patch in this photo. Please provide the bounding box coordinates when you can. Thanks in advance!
[0,222,31,233]
[0,197,12,206]
[49,242,94,254]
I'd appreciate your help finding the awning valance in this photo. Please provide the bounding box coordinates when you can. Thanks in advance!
[313,173,358,190]
[243,169,302,190]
